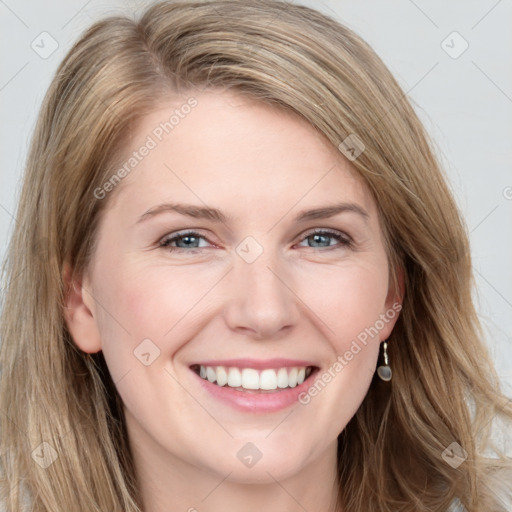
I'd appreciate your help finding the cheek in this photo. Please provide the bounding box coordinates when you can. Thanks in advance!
[93,247,389,382]
[295,264,388,426]
[296,259,390,347]
[93,262,215,363]
[119,264,222,336]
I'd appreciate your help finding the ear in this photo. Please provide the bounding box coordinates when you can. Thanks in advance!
[62,262,102,354]
[379,264,404,340]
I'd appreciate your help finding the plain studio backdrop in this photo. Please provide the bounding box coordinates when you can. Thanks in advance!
[0,0,511,433]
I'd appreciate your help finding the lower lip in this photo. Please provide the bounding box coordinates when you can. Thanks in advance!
[191,368,318,413]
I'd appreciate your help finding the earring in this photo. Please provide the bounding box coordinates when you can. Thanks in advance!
[377,340,392,382]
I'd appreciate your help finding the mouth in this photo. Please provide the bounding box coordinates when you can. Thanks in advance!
[189,364,319,394]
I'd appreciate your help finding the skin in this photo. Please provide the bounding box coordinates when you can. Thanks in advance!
[64,90,402,512]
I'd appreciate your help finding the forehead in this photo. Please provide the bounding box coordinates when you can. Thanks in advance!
[102,89,376,221]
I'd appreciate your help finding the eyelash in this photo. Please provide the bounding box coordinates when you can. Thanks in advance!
[158,228,353,252]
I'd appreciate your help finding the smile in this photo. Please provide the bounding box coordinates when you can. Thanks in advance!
[189,358,320,412]
[191,364,315,392]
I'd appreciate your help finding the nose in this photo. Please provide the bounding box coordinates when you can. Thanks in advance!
[223,244,300,340]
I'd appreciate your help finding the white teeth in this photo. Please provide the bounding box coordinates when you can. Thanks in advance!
[216,366,228,387]
[288,367,298,387]
[276,368,289,388]
[241,368,260,389]
[227,367,242,387]
[259,369,277,390]
[206,366,216,383]
[195,365,314,391]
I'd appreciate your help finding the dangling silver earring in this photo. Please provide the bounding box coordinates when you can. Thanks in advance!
[377,340,392,382]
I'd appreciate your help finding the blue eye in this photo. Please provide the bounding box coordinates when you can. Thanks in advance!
[159,231,208,250]
[298,229,352,249]
[159,229,352,252]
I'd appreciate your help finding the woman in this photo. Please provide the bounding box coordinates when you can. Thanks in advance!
[0,1,510,510]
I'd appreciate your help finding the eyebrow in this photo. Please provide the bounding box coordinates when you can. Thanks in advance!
[136,201,369,225]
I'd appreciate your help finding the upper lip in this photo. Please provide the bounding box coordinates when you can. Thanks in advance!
[190,358,318,370]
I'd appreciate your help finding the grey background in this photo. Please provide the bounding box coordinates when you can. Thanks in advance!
[1,0,511,397]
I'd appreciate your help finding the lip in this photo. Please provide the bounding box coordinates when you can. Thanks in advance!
[189,358,317,370]
[189,363,320,413]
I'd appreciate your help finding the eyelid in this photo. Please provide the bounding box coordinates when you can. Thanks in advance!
[159,227,354,251]
[158,229,212,248]
[299,227,352,242]
[295,228,353,249]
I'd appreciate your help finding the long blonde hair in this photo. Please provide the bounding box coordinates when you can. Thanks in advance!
[1,1,510,510]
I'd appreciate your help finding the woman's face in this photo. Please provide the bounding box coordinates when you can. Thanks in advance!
[66,90,401,485]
